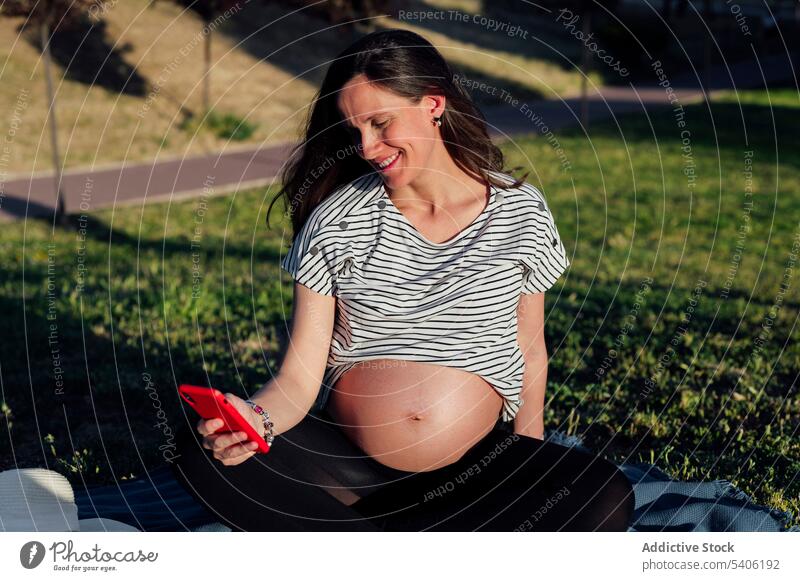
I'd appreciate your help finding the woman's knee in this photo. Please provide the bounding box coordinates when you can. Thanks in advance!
[565,454,635,531]
[605,465,636,530]
[594,462,635,531]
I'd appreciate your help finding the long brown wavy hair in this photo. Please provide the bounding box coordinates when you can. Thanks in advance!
[266,28,528,238]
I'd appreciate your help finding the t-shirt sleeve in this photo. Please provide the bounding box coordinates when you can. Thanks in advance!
[519,190,571,294]
[280,218,341,297]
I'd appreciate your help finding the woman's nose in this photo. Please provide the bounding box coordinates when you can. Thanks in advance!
[359,130,381,159]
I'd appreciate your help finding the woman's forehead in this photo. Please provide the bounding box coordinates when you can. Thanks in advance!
[338,79,406,119]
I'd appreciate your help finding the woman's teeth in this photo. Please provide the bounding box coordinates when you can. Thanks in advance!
[378,152,400,169]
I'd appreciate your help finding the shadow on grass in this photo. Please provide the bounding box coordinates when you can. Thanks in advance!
[558,98,800,169]
[22,16,147,97]
[0,218,289,488]
[220,1,549,106]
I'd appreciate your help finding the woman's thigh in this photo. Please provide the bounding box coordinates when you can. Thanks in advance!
[350,430,635,532]
[274,408,414,501]
[170,409,406,531]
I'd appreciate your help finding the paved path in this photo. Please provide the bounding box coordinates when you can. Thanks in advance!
[1,50,795,222]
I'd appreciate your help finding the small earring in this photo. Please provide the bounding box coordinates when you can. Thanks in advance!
[432,116,442,127]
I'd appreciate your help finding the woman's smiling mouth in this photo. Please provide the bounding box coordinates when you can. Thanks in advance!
[375,152,401,172]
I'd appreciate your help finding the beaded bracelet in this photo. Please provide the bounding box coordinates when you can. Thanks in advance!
[244,399,275,447]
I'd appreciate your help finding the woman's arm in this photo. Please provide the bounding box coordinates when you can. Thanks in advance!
[514,292,548,440]
[514,350,548,439]
[246,282,336,437]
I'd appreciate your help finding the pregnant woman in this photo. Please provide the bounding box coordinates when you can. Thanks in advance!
[171,29,634,532]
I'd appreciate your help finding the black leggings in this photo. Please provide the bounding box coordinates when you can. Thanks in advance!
[170,408,634,532]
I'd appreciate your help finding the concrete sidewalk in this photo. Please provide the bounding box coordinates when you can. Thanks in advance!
[1,50,795,222]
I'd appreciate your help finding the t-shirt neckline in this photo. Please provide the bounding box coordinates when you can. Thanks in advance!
[379,179,496,248]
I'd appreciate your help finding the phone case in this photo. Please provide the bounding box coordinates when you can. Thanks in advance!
[178,384,271,453]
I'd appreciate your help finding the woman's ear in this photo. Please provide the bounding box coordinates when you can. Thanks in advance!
[424,94,446,118]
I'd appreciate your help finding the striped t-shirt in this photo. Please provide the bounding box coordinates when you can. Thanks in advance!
[280,170,570,422]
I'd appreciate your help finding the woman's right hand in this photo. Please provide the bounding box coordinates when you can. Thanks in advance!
[196,393,264,466]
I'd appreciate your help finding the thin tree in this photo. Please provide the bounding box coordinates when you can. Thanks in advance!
[576,0,621,128]
[580,0,592,129]
[1,0,109,225]
[163,0,243,114]
[702,0,713,104]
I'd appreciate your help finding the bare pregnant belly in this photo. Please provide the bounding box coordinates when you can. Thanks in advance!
[327,359,504,472]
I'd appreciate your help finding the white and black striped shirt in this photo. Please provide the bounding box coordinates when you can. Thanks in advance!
[280,170,570,422]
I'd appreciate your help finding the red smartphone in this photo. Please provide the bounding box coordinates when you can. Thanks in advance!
[178,384,271,454]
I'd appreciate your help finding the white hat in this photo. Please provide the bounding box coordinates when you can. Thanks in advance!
[0,468,139,532]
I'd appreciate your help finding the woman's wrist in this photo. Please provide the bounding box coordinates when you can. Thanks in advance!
[247,407,264,435]
[245,399,275,446]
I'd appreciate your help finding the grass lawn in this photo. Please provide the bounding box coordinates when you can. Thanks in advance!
[1,87,798,527]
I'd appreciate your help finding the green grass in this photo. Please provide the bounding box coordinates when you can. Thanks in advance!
[178,109,260,141]
[714,86,799,109]
[1,89,798,528]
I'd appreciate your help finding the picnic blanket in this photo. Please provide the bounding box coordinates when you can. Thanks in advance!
[547,432,799,533]
[4,430,798,532]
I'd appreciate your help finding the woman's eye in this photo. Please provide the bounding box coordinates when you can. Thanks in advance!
[374,119,389,129]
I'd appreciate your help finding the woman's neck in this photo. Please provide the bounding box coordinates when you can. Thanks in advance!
[385,143,486,211]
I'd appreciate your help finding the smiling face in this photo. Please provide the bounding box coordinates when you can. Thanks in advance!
[336,74,445,188]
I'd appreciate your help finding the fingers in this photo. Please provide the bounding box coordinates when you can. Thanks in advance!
[201,430,260,467]
[205,430,250,451]
[217,441,260,465]
[197,417,224,437]
[192,399,261,466]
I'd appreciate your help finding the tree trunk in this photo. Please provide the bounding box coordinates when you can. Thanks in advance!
[41,17,67,225]
[203,23,211,114]
[580,3,591,128]
[703,0,712,104]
